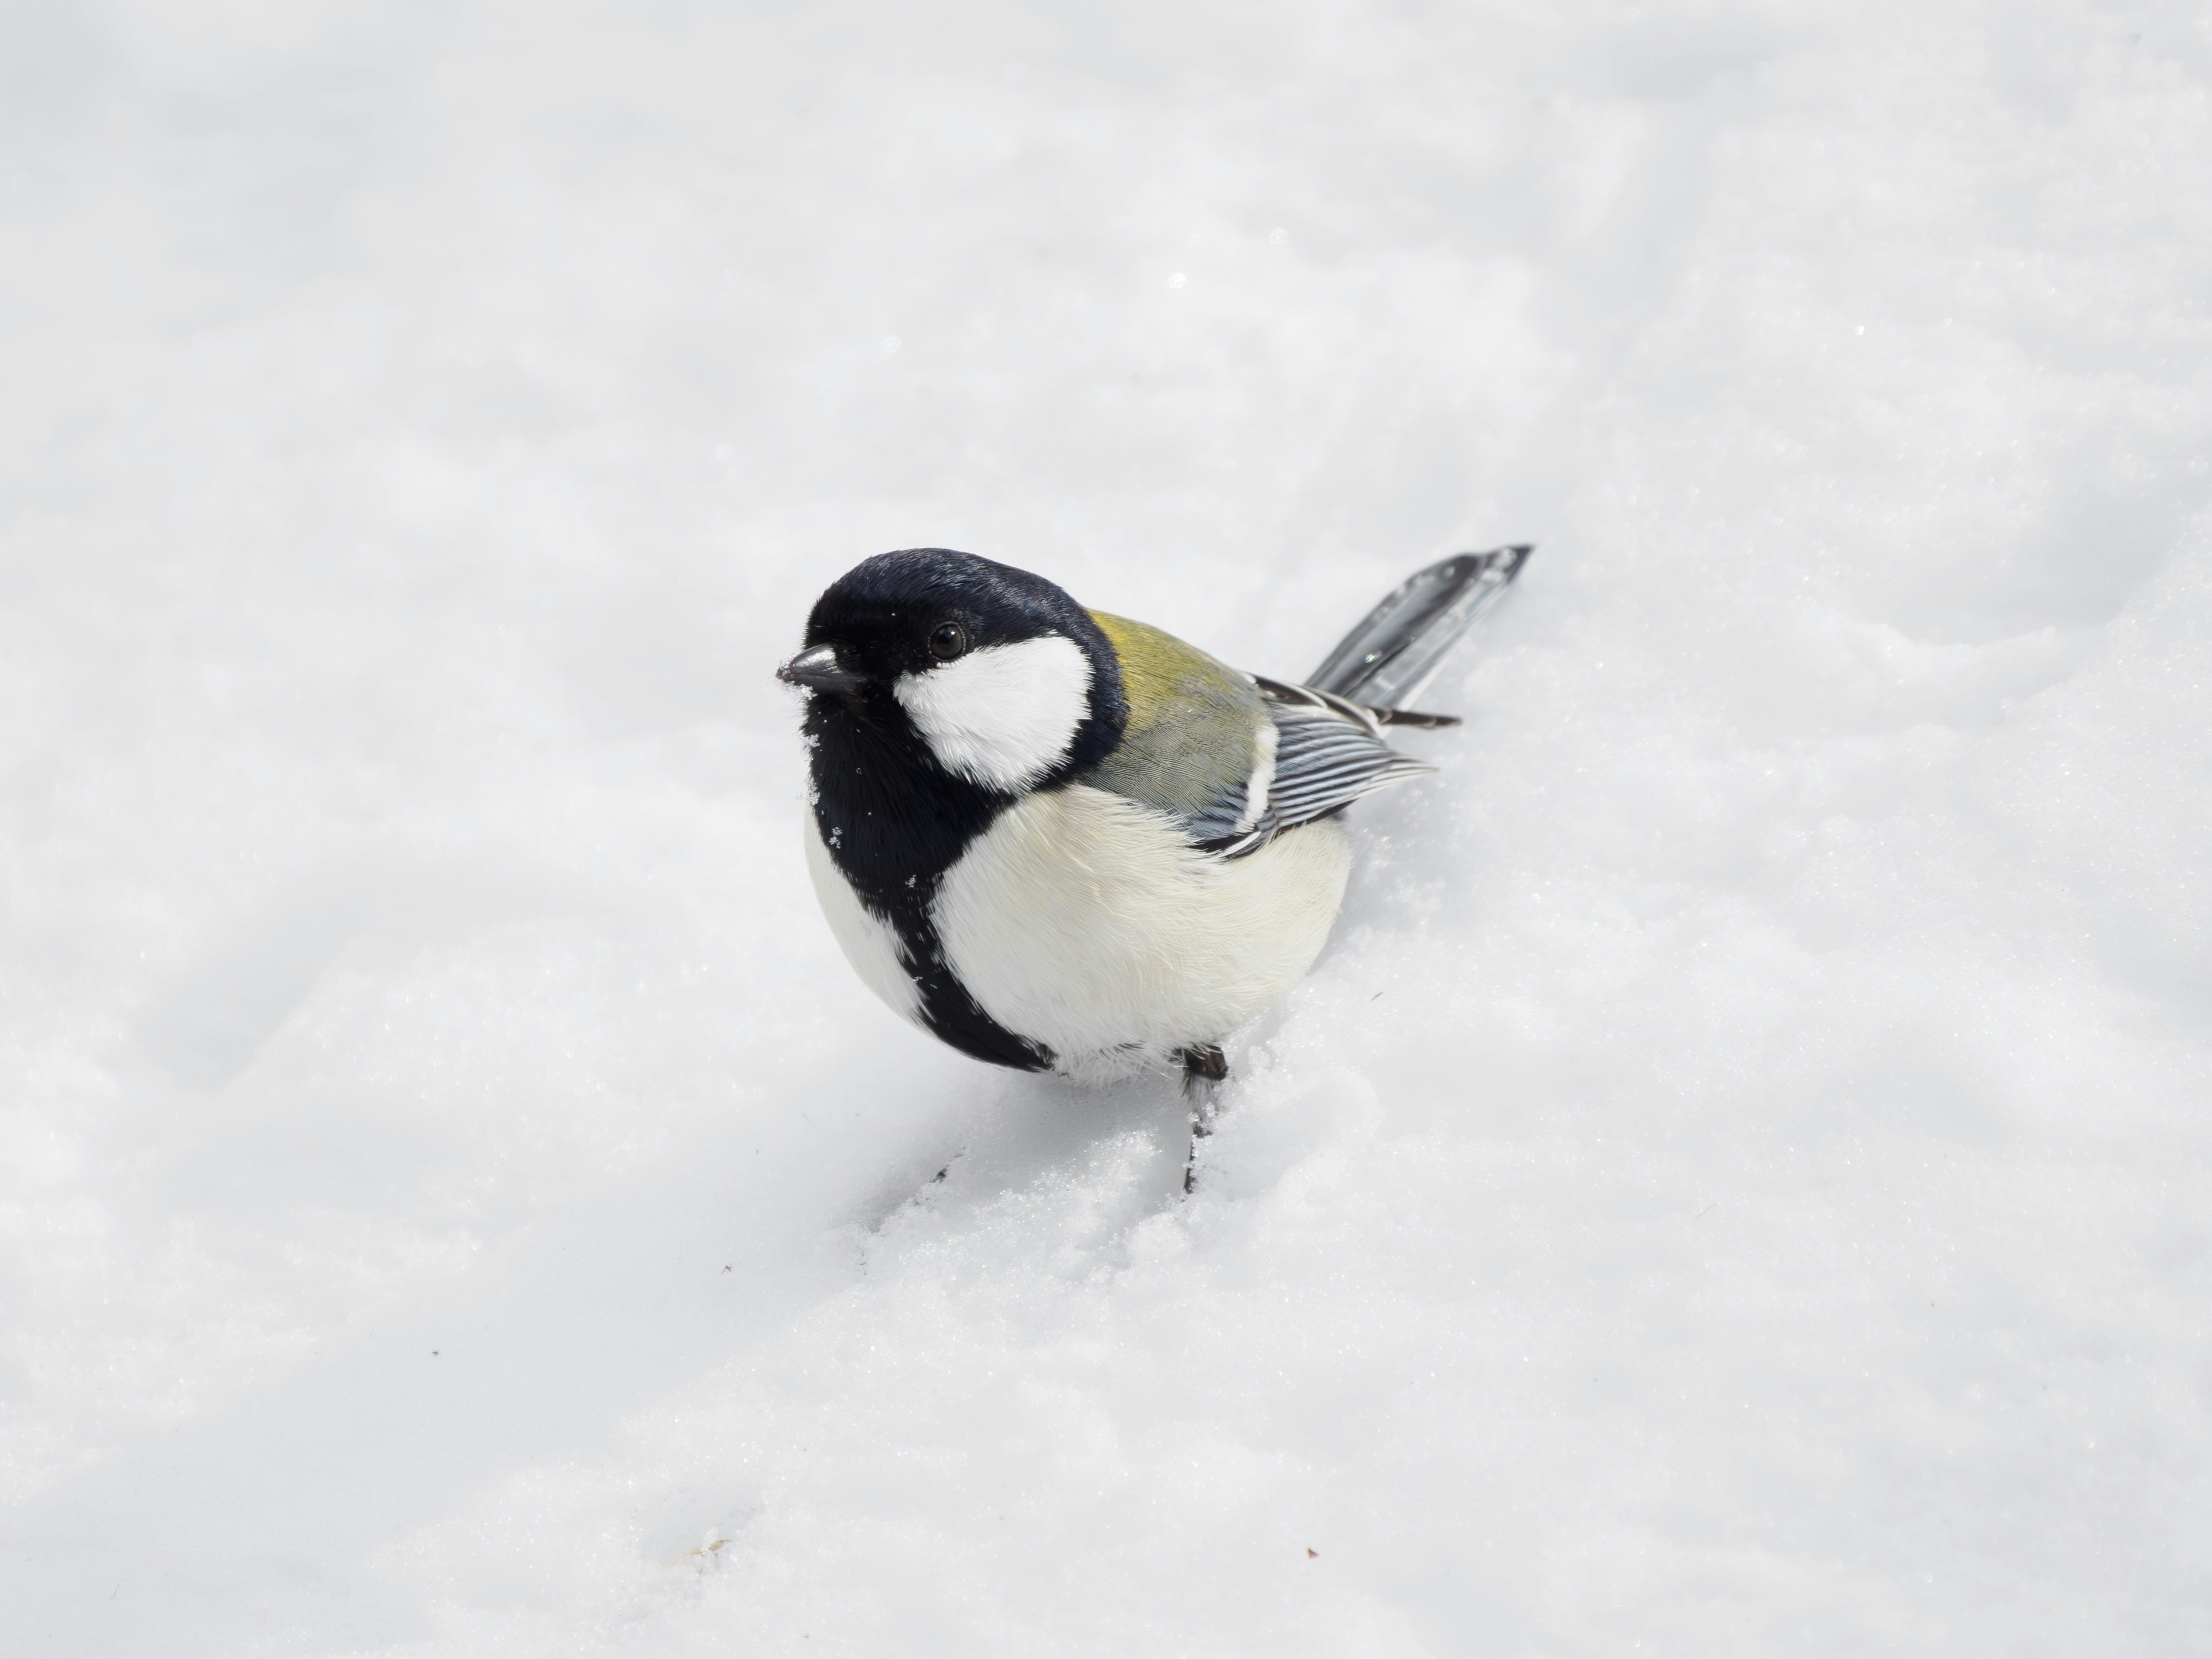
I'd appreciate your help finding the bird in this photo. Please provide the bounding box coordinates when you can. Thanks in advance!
[778,545,1531,1132]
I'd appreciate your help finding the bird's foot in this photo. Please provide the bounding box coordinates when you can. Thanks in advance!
[1175,1044,1228,1194]
[1179,1043,1228,1092]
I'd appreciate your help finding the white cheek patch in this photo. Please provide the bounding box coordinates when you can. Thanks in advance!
[893,635,1092,793]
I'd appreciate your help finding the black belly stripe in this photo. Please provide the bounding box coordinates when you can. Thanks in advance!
[883,897,1054,1073]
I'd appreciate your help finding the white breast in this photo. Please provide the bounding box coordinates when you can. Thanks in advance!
[802,813,925,1028]
[930,785,1352,1078]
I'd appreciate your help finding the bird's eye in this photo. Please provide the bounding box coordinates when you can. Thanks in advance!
[928,619,969,661]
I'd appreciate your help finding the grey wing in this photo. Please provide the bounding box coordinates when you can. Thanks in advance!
[1081,668,1437,861]
[1214,546,1534,850]
[1251,677,1438,836]
[1173,772,1270,851]
[1137,548,1533,858]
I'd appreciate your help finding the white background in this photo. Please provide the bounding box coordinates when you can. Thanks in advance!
[2,1,2207,1653]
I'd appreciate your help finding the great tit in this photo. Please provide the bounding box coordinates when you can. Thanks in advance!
[779,546,1530,1097]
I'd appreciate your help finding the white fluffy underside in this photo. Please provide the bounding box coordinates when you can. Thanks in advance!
[933,784,1353,1079]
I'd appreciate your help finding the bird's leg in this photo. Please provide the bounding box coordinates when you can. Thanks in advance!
[1177,1044,1228,1194]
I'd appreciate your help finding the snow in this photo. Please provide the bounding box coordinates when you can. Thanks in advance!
[2,1,2208,1652]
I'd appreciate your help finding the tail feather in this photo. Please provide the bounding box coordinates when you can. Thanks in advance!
[1306,546,1532,711]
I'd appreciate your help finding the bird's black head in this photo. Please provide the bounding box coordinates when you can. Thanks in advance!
[780,548,1127,798]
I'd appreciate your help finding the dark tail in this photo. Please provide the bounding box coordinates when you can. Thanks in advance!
[1305,546,1532,717]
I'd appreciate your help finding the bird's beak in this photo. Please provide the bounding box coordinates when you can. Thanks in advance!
[777,643,866,695]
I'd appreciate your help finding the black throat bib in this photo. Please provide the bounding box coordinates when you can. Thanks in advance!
[805,690,1054,1071]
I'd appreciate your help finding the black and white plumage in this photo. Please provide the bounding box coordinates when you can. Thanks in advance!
[781,546,1531,1084]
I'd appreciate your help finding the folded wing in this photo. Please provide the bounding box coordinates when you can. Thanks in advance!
[1248,678,1436,838]
[1081,547,1531,861]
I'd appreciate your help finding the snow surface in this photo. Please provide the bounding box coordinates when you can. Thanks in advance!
[3,1,2209,1653]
